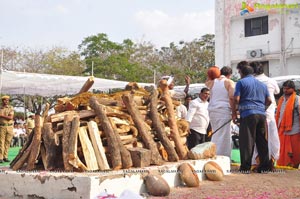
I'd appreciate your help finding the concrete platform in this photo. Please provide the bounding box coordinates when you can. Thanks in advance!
[0,156,230,199]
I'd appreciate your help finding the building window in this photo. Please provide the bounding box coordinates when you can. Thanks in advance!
[245,16,268,37]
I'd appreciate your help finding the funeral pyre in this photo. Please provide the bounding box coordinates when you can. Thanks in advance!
[10,79,215,172]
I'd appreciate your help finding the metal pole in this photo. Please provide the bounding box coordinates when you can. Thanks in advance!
[153,69,156,85]
[0,48,3,95]
[92,61,94,76]
[23,69,26,118]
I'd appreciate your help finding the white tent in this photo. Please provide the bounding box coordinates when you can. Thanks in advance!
[0,70,154,97]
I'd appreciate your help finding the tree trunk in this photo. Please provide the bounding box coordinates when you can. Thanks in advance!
[122,93,163,165]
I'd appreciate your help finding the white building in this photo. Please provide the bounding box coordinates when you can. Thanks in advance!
[215,0,300,78]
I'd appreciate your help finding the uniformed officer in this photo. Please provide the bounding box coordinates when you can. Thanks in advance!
[0,95,14,163]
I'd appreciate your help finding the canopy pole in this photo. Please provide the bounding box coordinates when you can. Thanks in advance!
[92,61,94,76]
[0,48,3,95]
[23,69,26,118]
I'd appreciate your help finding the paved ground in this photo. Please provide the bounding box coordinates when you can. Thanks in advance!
[147,165,300,199]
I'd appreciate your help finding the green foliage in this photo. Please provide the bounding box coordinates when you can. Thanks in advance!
[78,32,215,85]
[42,47,85,76]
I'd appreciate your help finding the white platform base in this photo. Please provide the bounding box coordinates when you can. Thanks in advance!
[0,156,230,199]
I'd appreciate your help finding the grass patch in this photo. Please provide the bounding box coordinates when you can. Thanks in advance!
[0,146,21,167]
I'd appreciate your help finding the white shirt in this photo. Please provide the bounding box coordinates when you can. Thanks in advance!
[185,97,209,134]
[255,74,280,117]
[255,74,279,104]
[176,103,187,119]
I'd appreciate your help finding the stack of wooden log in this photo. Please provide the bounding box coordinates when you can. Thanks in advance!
[10,79,190,172]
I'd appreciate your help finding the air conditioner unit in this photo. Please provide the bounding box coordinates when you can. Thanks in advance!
[246,49,263,59]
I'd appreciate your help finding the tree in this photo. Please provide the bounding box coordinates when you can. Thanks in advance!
[42,47,85,76]
[79,34,154,83]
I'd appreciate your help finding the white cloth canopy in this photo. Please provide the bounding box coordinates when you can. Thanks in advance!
[0,70,151,97]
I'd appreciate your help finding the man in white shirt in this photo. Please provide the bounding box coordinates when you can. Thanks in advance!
[250,62,280,168]
[185,87,210,149]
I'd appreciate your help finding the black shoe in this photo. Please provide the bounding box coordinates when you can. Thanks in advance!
[0,159,3,163]
[3,158,10,162]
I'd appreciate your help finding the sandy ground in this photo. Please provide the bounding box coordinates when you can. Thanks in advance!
[147,165,300,199]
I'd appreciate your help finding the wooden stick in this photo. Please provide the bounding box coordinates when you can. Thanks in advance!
[78,127,99,171]
[89,96,122,170]
[159,79,188,160]
[109,117,133,169]
[77,76,94,94]
[62,114,74,171]
[149,89,179,162]
[42,123,58,170]
[87,121,110,170]
[26,115,42,170]
[67,116,87,171]
[122,93,163,165]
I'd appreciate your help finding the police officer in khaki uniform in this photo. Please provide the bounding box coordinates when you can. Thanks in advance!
[0,95,14,163]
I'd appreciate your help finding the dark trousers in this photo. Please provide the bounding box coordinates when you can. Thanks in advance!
[239,114,271,172]
[187,129,206,150]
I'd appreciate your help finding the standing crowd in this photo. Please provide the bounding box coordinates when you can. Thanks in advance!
[166,60,299,172]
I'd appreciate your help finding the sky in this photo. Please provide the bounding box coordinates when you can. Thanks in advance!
[0,0,215,51]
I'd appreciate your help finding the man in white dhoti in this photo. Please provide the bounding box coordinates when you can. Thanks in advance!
[250,62,280,168]
[205,66,236,159]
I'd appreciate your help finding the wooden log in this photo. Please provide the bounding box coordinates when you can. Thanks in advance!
[49,110,92,123]
[11,144,32,170]
[149,89,179,162]
[122,138,137,145]
[10,128,34,168]
[95,98,118,106]
[78,127,99,171]
[62,114,74,171]
[40,144,47,169]
[130,125,138,137]
[26,115,43,171]
[108,117,133,169]
[68,116,88,171]
[122,93,163,165]
[128,147,151,168]
[65,101,77,111]
[87,121,110,170]
[89,96,122,170]
[159,80,188,160]
[42,103,50,123]
[54,130,63,146]
[77,76,94,94]
[42,123,58,170]
[134,141,144,148]
[116,125,131,134]
[119,134,134,140]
